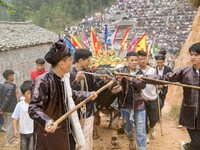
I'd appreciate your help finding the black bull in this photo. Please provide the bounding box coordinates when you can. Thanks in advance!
[92,66,121,139]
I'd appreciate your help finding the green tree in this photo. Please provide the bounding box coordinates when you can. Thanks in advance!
[51,2,66,33]
[0,0,115,32]
[0,0,13,11]
[32,2,52,28]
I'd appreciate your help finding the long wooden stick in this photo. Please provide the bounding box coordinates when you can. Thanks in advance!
[82,71,106,77]
[156,85,163,136]
[114,72,200,90]
[54,80,115,126]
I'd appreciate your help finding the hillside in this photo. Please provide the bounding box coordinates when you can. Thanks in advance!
[166,7,200,106]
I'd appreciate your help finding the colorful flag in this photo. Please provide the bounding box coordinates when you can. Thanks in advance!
[136,33,147,52]
[82,32,90,48]
[110,26,118,45]
[105,24,111,45]
[65,38,76,59]
[128,33,137,52]
[120,27,130,50]
[91,27,102,55]
[70,34,82,49]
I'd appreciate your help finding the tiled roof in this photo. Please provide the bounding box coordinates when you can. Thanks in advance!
[0,21,58,51]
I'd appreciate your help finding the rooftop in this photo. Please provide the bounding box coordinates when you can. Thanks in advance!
[0,21,58,51]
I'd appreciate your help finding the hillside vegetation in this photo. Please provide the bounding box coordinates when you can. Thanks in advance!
[0,0,115,32]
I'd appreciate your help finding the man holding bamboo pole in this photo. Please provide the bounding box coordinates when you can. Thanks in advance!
[137,50,159,143]
[142,43,200,150]
[115,43,200,149]
[162,43,200,150]
[116,51,146,150]
[28,40,97,150]
[69,49,115,150]
[70,49,99,150]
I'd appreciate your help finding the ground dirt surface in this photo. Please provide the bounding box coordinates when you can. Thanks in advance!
[0,101,190,150]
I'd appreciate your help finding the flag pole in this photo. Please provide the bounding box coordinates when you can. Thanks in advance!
[156,85,163,136]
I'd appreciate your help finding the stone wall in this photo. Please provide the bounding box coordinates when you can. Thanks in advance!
[0,44,51,87]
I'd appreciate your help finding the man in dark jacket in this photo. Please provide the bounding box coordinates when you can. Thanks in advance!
[146,43,200,150]
[29,40,97,150]
[70,49,111,150]
[116,51,146,150]
[0,69,18,146]
[163,43,200,150]
[155,50,172,110]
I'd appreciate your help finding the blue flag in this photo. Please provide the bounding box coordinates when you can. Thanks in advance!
[105,24,111,45]
[65,38,76,59]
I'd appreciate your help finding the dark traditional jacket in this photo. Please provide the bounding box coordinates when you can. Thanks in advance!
[117,66,146,111]
[0,81,17,113]
[156,65,172,95]
[29,70,90,150]
[70,65,104,118]
[162,66,200,130]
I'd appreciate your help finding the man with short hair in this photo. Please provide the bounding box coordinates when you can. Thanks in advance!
[166,43,200,150]
[70,49,111,150]
[137,50,158,143]
[116,51,146,150]
[155,50,172,110]
[30,58,48,82]
[146,43,200,149]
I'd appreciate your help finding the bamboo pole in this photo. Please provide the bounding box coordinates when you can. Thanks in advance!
[82,71,106,77]
[114,72,200,90]
[54,80,115,126]
[156,85,163,136]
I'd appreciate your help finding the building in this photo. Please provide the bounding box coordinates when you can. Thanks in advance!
[0,21,57,86]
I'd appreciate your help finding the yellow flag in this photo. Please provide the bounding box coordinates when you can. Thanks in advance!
[136,33,147,52]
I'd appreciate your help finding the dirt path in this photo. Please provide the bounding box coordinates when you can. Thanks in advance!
[0,102,190,150]
[93,102,190,150]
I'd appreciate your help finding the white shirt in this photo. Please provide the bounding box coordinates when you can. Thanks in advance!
[12,100,33,134]
[157,66,164,76]
[141,66,157,100]
[196,69,199,75]
[130,72,136,76]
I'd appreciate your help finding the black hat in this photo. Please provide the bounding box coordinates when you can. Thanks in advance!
[155,49,166,60]
[44,39,70,65]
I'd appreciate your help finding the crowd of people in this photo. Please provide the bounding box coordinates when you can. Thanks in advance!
[64,0,195,56]
[0,39,200,150]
